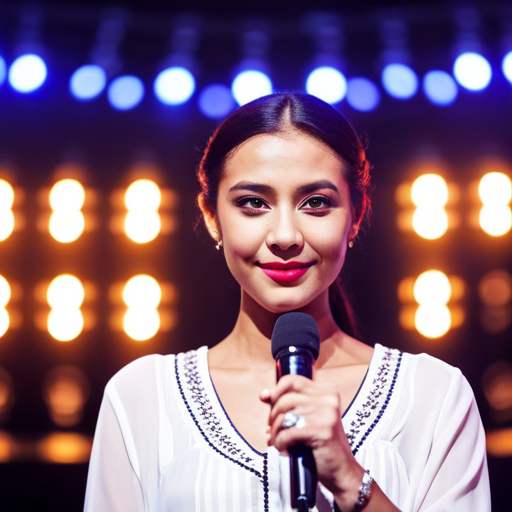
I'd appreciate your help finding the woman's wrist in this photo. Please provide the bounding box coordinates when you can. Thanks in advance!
[333,465,373,512]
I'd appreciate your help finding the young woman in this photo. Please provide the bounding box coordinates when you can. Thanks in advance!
[84,92,491,512]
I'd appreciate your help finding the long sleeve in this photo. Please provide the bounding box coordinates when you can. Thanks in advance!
[83,385,147,512]
[412,367,491,511]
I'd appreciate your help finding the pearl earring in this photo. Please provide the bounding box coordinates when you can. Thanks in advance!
[215,239,223,250]
[348,240,354,248]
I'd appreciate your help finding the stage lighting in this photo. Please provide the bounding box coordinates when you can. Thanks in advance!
[43,366,89,427]
[503,51,512,85]
[381,63,418,99]
[0,275,10,338]
[453,52,492,91]
[410,174,449,239]
[124,179,162,243]
[478,270,512,333]
[107,75,144,110]
[49,179,85,243]
[198,84,235,119]
[36,432,92,464]
[46,275,85,342]
[69,64,107,101]
[231,70,272,106]
[8,54,47,93]
[0,179,15,242]
[0,367,13,422]
[346,77,380,112]
[154,66,195,105]
[422,70,458,106]
[478,172,512,236]
[123,275,161,341]
[305,66,347,105]
[413,270,452,338]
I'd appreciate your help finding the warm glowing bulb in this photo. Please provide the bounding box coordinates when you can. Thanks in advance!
[479,172,512,205]
[0,276,10,307]
[123,308,160,341]
[49,179,85,211]
[0,180,14,209]
[411,174,449,208]
[479,206,512,236]
[415,304,451,338]
[123,275,162,308]
[0,211,15,241]
[414,270,451,305]
[49,211,85,243]
[47,275,85,309]
[124,179,161,211]
[412,207,448,239]
[124,211,161,243]
[47,309,84,342]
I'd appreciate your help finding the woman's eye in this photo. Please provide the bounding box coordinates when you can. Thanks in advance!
[302,196,331,209]
[237,197,268,210]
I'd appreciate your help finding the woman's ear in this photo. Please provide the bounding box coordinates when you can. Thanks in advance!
[198,196,222,243]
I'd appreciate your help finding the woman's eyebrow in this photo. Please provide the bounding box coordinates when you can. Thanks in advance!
[228,182,272,193]
[297,180,339,195]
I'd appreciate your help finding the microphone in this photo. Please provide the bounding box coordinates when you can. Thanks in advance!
[271,312,320,512]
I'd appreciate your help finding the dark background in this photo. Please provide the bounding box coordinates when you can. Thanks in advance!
[0,0,511,510]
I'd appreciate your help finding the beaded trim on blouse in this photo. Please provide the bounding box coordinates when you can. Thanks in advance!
[345,347,403,456]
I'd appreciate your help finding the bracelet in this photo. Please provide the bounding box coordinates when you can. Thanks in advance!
[332,469,374,512]
[353,469,373,512]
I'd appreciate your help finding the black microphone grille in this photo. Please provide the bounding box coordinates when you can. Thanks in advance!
[271,312,320,361]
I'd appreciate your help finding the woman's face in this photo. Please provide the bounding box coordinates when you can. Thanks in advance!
[208,131,358,315]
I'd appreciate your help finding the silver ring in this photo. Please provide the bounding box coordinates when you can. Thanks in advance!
[281,412,306,429]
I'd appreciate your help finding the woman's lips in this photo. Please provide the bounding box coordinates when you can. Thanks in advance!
[257,261,315,284]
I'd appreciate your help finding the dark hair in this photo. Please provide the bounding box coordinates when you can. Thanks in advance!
[197,92,371,338]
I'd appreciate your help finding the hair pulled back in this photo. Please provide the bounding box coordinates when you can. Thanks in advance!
[197,92,371,338]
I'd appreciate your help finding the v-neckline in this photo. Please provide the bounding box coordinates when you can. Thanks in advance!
[174,343,402,466]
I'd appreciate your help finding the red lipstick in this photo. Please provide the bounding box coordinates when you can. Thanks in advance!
[257,261,315,284]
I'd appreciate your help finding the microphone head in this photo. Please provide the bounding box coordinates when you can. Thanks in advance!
[271,312,320,361]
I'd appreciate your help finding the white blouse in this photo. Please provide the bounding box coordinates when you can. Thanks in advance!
[84,344,491,512]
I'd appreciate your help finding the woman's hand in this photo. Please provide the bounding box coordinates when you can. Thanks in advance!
[260,374,364,509]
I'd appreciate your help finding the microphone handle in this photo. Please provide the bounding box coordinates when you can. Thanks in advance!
[276,348,318,511]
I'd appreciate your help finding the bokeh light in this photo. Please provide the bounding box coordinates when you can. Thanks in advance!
[0,276,10,338]
[0,367,13,421]
[422,70,458,106]
[0,179,15,241]
[107,75,145,110]
[305,66,347,105]
[0,56,6,86]
[487,428,512,457]
[410,174,449,239]
[381,63,418,99]
[154,66,195,105]
[198,84,236,119]
[124,179,162,243]
[478,172,512,236]
[43,366,89,427]
[36,432,92,464]
[503,51,512,85]
[453,52,492,91]
[8,54,47,93]
[123,275,162,341]
[46,275,85,342]
[479,270,512,307]
[49,179,86,243]
[414,304,451,339]
[346,77,380,112]
[231,70,272,106]
[69,64,107,100]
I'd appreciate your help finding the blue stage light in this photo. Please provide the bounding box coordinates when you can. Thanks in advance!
[107,75,144,111]
[422,70,458,106]
[346,77,380,112]
[154,66,195,105]
[502,51,512,85]
[69,65,106,101]
[231,70,272,106]
[305,66,347,104]
[381,63,418,99]
[453,52,492,91]
[198,84,235,119]
[8,54,47,93]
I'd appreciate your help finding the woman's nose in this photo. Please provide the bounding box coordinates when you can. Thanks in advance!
[266,209,304,252]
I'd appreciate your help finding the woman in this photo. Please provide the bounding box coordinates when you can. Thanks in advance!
[84,92,491,511]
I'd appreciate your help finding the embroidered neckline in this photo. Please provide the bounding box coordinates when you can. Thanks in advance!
[175,343,402,472]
